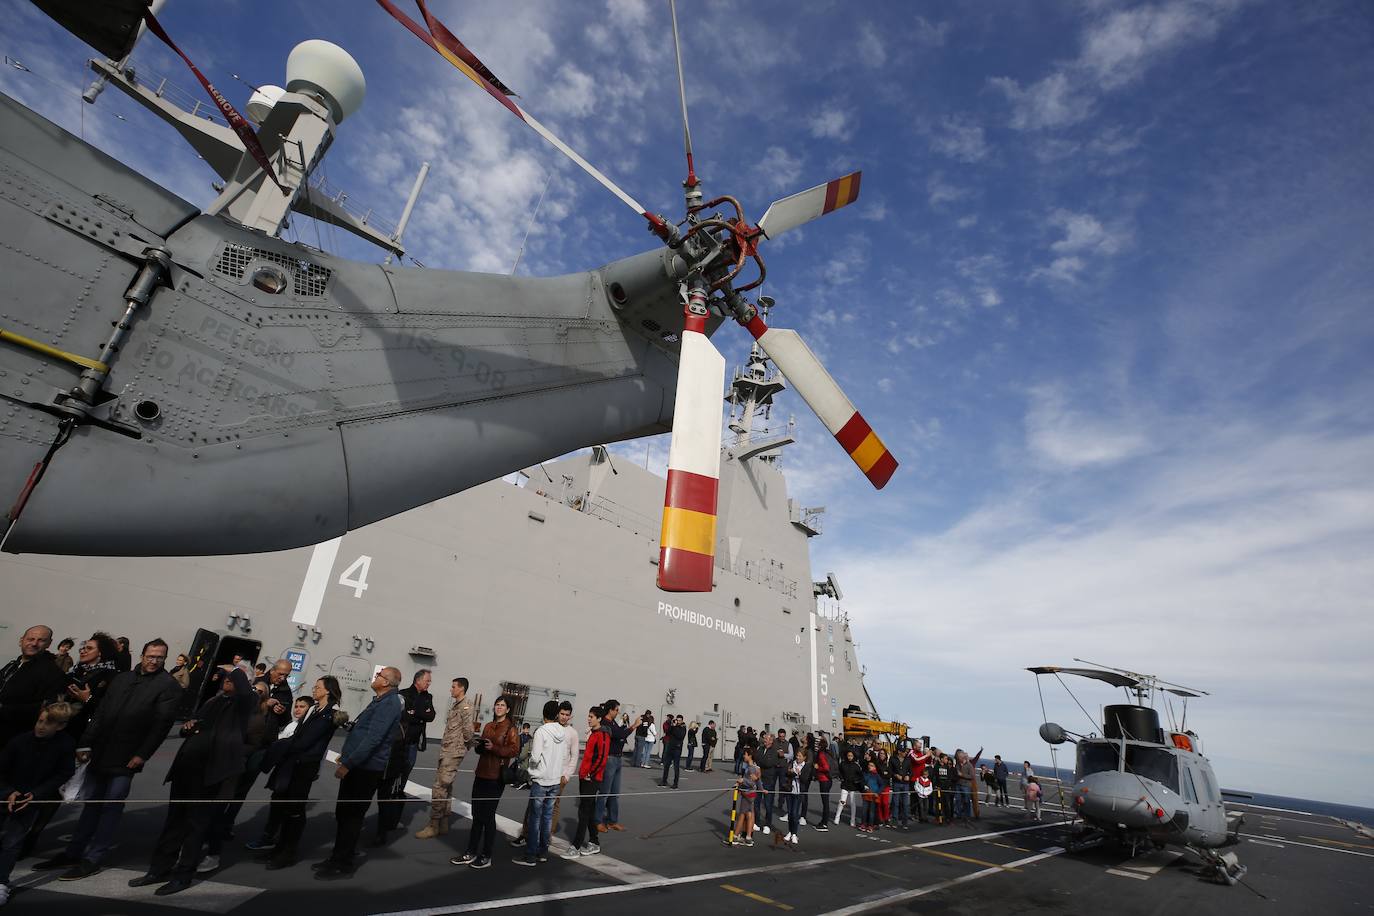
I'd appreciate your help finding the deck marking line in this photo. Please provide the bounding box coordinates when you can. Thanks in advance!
[367,821,1072,915]
[291,536,343,625]
[1249,839,1285,848]
[324,751,666,886]
[720,883,794,911]
[1225,802,1319,817]
[11,864,263,913]
[849,864,911,882]
[1239,833,1374,859]
[918,847,1021,872]
[815,847,1067,916]
[1105,868,1151,880]
[1299,835,1374,851]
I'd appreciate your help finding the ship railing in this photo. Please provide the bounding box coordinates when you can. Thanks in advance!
[581,493,659,538]
[729,558,799,599]
[123,55,230,128]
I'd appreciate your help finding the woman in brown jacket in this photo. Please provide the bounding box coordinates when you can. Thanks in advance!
[451,695,519,869]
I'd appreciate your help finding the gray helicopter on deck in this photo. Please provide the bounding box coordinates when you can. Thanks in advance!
[0,1,896,591]
[1031,660,1248,886]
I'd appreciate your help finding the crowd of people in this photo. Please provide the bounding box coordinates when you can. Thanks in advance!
[0,622,1050,904]
[723,725,1045,848]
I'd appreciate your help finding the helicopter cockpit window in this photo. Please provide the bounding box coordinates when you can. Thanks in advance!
[1182,766,1199,803]
[1125,746,1179,792]
[1078,742,1120,777]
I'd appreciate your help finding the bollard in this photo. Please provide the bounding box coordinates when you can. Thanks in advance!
[724,786,740,845]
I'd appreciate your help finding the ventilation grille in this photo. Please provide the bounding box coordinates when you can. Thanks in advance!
[213,243,332,297]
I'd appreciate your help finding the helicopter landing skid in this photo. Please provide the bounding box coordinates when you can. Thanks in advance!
[1066,827,1107,853]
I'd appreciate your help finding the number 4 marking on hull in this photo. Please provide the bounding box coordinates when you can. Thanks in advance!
[338,555,372,597]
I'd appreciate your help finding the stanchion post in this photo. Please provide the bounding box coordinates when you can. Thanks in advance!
[725,786,739,845]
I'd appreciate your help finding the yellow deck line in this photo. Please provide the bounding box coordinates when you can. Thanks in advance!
[919,847,1022,872]
[720,884,794,910]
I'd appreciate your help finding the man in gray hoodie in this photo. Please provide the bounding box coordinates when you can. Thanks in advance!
[517,700,566,866]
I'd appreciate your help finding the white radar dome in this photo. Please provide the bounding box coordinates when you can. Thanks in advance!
[245,84,285,125]
[285,40,365,124]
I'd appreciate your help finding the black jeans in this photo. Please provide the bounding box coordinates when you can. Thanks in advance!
[466,776,505,858]
[328,767,384,867]
[268,763,320,864]
[572,777,600,848]
[661,746,682,787]
[817,779,832,823]
[701,744,714,770]
[149,772,234,879]
[376,743,419,834]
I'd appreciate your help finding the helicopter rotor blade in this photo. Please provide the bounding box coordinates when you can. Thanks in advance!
[742,315,897,489]
[376,0,671,238]
[658,290,725,593]
[757,171,862,239]
[668,0,698,189]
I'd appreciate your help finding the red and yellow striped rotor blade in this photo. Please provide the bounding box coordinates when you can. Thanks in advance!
[742,317,897,489]
[657,329,725,592]
[756,171,862,239]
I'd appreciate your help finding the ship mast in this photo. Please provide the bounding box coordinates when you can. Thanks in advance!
[726,296,787,450]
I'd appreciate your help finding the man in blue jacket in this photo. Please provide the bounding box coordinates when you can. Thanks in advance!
[314,667,402,878]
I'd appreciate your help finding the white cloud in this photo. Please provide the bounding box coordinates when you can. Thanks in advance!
[755,145,803,191]
[990,72,1091,130]
[1048,210,1125,255]
[926,172,969,208]
[544,64,598,118]
[929,114,990,162]
[856,21,888,68]
[1032,210,1130,282]
[991,1,1241,131]
[1024,386,1148,469]
[1032,255,1087,283]
[913,15,950,47]
[808,107,855,141]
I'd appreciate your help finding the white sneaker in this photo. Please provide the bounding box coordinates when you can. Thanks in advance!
[196,855,220,874]
[561,847,582,859]
[762,826,770,835]
[582,844,601,856]
[0,884,10,906]
[799,817,807,826]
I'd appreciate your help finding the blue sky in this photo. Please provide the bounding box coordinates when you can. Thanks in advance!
[3,1,1371,804]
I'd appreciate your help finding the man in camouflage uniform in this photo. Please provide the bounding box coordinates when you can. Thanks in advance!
[414,676,477,839]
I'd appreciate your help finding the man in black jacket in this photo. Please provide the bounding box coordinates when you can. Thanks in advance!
[755,733,789,835]
[700,720,717,772]
[658,715,686,789]
[374,669,435,839]
[35,639,180,880]
[0,625,65,749]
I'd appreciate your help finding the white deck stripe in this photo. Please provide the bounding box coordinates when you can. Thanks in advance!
[817,847,1067,916]
[323,751,667,887]
[368,820,1071,915]
[11,865,263,913]
[291,536,343,625]
[1238,833,1374,859]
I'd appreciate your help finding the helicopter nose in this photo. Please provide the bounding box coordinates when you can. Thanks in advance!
[1074,772,1176,828]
